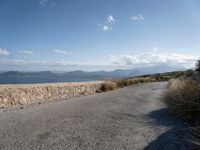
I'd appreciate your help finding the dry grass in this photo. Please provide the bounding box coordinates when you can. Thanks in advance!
[116,77,156,88]
[98,82,117,92]
[164,79,200,146]
[98,77,156,92]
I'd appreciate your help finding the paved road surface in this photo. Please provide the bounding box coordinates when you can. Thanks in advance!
[0,83,190,150]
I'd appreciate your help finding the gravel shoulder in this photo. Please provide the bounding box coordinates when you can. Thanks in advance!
[0,82,190,150]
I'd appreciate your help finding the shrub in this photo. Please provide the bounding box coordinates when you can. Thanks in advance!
[164,79,200,145]
[132,77,156,84]
[98,82,117,92]
[116,80,130,88]
[196,59,200,73]
[164,79,200,124]
[98,77,156,92]
[185,70,195,78]
[115,77,155,88]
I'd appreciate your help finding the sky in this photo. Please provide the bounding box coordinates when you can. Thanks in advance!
[0,0,200,71]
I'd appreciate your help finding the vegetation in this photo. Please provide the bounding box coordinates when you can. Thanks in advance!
[163,60,200,147]
[98,70,191,92]
[98,82,117,92]
[196,59,200,73]
[98,77,156,92]
[137,71,191,81]
[115,77,156,88]
[164,79,200,125]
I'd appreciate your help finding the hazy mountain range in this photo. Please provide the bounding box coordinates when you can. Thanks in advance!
[0,65,185,84]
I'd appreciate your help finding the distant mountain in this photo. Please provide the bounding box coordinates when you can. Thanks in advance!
[0,65,186,84]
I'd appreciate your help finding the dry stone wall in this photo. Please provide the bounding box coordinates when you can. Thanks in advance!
[0,81,104,108]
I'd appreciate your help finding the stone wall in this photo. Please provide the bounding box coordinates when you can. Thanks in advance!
[0,81,104,108]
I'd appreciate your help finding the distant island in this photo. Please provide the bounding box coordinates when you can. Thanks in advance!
[0,64,185,84]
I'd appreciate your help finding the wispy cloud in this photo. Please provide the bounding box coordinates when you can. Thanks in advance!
[50,3,57,7]
[0,59,87,67]
[53,49,68,55]
[0,48,10,56]
[38,0,48,5]
[102,26,109,31]
[38,0,56,7]
[18,50,34,55]
[98,25,112,31]
[98,15,115,31]
[131,14,144,21]
[17,50,34,58]
[107,15,115,24]
[0,48,197,71]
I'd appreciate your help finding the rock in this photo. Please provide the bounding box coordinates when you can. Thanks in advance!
[0,81,105,108]
[0,104,6,108]
[3,98,8,103]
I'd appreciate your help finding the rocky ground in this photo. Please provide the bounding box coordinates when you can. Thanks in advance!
[0,81,103,109]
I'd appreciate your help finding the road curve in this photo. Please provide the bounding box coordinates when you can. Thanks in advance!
[0,82,190,150]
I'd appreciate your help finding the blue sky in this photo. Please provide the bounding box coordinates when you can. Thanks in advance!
[0,0,200,71]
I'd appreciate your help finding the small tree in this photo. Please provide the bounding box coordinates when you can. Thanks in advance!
[196,59,200,73]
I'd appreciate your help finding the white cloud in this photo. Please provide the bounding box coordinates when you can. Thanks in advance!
[98,15,115,31]
[38,0,48,5]
[107,15,115,24]
[17,50,33,58]
[0,48,10,56]
[18,50,34,55]
[0,59,87,67]
[131,14,144,21]
[0,48,197,71]
[105,48,197,69]
[152,47,159,52]
[53,49,68,55]
[102,26,110,31]
[98,25,112,31]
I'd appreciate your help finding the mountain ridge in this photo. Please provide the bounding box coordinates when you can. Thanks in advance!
[0,65,186,84]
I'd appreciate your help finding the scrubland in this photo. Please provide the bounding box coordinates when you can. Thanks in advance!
[163,60,200,147]
[98,77,156,92]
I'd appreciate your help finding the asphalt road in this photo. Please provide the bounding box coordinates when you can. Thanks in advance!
[0,82,191,150]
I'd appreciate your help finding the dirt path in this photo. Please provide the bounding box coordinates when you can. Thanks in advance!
[0,82,190,150]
